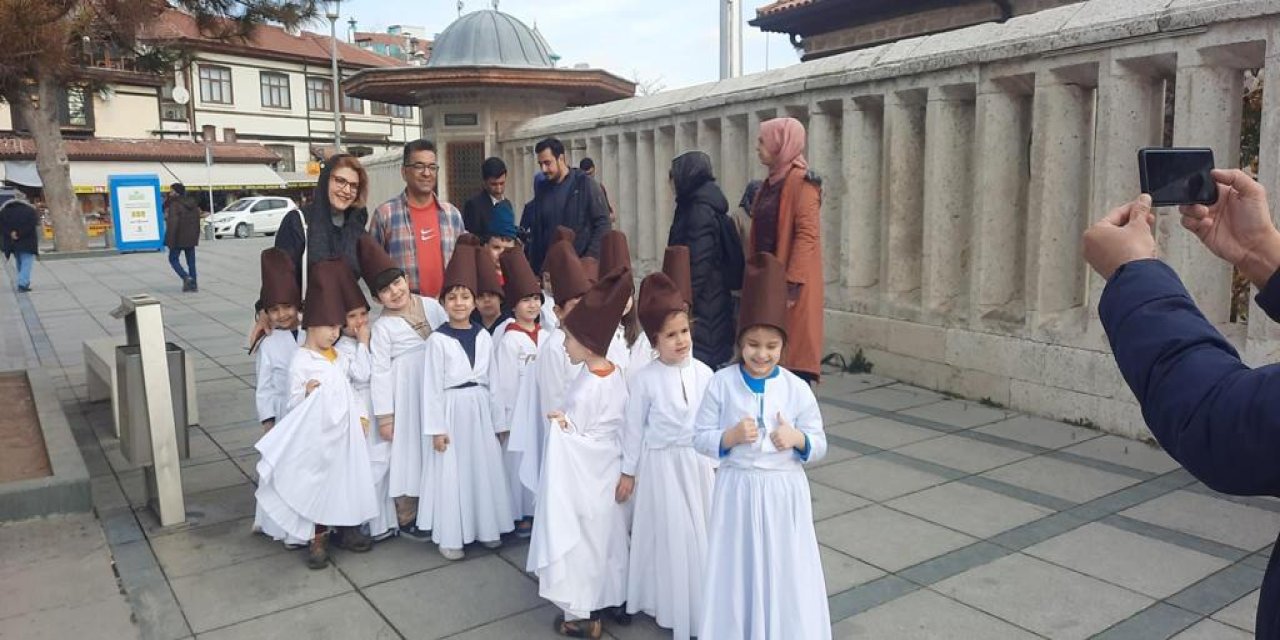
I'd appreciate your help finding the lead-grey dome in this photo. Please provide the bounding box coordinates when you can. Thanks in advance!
[426,10,557,68]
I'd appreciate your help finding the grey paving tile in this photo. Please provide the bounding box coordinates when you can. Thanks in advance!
[1122,490,1280,552]
[111,540,191,640]
[974,415,1102,450]
[447,604,581,640]
[1211,589,1259,633]
[846,385,942,412]
[816,505,976,573]
[169,547,351,633]
[198,592,398,640]
[140,484,258,537]
[1102,515,1248,562]
[821,545,886,596]
[899,399,1014,429]
[981,456,1140,504]
[897,541,1009,586]
[827,416,944,450]
[894,434,1033,474]
[809,481,871,522]
[826,574,919,623]
[149,516,286,578]
[887,482,1054,538]
[0,594,142,640]
[933,553,1153,640]
[606,613,678,640]
[810,454,950,502]
[819,402,867,426]
[364,554,542,639]
[0,515,124,620]
[815,373,897,398]
[1059,435,1180,475]
[1166,561,1266,617]
[495,537,530,574]
[834,588,1039,639]
[332,535,454,588]
[1092,602,1201,640]
[179,458,251,495]
[1172,618,1253,639]
[1024,522,1232,599]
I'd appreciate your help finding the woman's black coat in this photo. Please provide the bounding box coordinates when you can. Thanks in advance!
[274,159,369,289]
[667,152,734,368]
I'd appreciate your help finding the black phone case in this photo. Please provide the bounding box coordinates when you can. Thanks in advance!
[1138,147,1218,207]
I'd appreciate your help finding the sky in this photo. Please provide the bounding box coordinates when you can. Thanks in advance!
[330,0,801,91]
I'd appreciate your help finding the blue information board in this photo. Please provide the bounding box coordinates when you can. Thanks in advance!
[109,174,166,253]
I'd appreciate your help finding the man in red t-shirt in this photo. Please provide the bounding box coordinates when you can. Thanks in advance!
[371,139,465,298]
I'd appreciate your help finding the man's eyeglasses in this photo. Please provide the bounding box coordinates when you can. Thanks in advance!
[332,176,361,193]
[404,163,440,174]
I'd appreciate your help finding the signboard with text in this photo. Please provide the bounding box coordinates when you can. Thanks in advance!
[109,174,165,253]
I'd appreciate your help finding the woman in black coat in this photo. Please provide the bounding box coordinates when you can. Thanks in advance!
[668,151,734,368]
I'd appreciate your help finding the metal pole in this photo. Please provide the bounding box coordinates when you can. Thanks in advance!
[719,0,742,80]
[329,13,342,150]
[205,144,215,215]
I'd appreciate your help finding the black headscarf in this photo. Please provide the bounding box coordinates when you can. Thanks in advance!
[671,151,716,202]
[303,154,368,277]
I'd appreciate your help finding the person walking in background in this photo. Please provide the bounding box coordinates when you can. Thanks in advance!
[462,157,508,239]
[580,157,617,228]
[751,118,824,384]
[0,192,39,293]
[164,183,202,293]
[668,151,736,369]
[520,137,611,275]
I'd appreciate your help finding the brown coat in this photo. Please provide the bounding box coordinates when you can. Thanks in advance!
[164,195,202,250]
[750,166,823,380]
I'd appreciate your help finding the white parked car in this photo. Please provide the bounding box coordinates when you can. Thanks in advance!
[208,196,298,239]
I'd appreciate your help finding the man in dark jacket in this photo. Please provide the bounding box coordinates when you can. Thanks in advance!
[462,156,507,239]
[0,194,38,292]
[668,151,735,368]
[1083,169,1280,639]
[164,183,202,292]
[520,137,610,275]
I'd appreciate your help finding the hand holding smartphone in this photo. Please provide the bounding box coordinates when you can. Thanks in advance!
[1138,147,1218,207]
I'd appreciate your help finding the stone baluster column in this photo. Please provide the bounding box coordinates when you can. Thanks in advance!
[884,90,927,310]
[1169,52,1243,327]
[618,133,639,244]
[636,130,657,268]
[678,122,697,155]
[720,114,750,222]
[807,102,841,288]
[842,96,884,311]
[603,134,620,230]
[921,85,975,317]
[587,137,603,173]
[697,118,722,177]
[655,125,677,264]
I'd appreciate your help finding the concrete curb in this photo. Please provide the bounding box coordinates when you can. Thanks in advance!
[0,368,91,520]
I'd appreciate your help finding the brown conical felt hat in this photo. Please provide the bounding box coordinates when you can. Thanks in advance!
[260,248,301,309]
[737,252,788,340]
[545,240,590,302]
[303,258,351,328]
[441,243,480,297]
[500,247,542,302]
[476,246,504,298]
[457,232,484,248]
[662,245,693,308]
[563,266,634,358]
[356,234,401,292]
[553,226,576,246]
[599,230,631,276]
[580,257,600,285]
[638,273,687,343]
[336,260,368,312]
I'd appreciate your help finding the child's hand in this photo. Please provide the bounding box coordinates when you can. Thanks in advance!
[724,416,759,449]
[771,412,805,451]
[547,411,569,432]
[433,434,450,452]
[615,474,635,503]
[378,417,394,441]
[356,322,371,345]
[261,418,275,432]
[359,416,370,438]
[304,379,321,396]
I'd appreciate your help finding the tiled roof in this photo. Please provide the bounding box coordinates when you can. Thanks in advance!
[756,0,821,17]
[0,138,280,163]
[144,10,403,69]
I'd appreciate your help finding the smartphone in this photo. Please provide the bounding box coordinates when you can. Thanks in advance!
[1138,147,1218,207]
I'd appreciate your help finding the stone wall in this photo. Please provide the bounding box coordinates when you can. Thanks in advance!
[500,0,1280,441]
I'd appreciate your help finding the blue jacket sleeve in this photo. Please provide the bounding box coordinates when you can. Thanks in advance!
[1099,258,1280,497]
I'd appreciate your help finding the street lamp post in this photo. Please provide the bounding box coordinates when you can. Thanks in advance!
[326,0,342,151]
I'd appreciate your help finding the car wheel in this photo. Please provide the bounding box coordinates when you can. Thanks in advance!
[234,223,249,239]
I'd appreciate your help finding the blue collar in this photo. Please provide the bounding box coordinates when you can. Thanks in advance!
[739,364,780,394]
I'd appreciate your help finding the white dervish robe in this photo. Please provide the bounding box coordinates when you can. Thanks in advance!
[255,329,305,425]
[623,356,716,639]
[508,327,581,497]
[540,291,558,331]
[254,348,379,543]
[608,327,654,381]
[489,323,547,519]
[528,366,630,620]
[416,324,514,548]
[370,297,447,498]
[336,335,395,539]
[692,366,831,640]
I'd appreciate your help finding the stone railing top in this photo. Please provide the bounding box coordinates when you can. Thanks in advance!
[505,0,1277,141]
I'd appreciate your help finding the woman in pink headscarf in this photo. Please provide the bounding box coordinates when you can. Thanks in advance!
[750,117,824,383]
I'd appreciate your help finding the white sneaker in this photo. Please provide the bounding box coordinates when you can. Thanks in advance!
[481,539,502,549]
[439,546,465,561]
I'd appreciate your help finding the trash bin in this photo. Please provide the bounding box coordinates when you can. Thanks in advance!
[116,342,189,465]
[203,223,213,241]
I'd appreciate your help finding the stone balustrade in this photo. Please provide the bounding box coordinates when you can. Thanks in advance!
[496,0,1280,440]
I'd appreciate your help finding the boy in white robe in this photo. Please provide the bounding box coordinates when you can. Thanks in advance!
[621,268,715,640]
[692,253,831,640]
[359,235,447,542]
[417,244,514,559]
[254,248,305,433]
[529,265,633,639]
[255,259,379,569]
[491,247,547,537]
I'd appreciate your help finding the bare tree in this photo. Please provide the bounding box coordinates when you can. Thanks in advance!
[0,0,318,251]
[631,69,667,97]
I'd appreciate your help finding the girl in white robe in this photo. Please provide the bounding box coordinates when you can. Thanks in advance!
[621,274,715,640]
[529,266,633,639]
[417,245,514,560]
[254,313,304,431]
[692,253,831,640]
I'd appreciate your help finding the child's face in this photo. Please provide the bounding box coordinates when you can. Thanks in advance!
[487,236,515,262]
[514,294,542,324]
[308,325,341,349]
[739,325,784,377]
[563,329,593,365]
[267,304,299,330]
[442,286,475,323]
[476,292,503,319]
[654,311,692,365]
[554,296,581,322]
[343,307,369,336]
[377,275,410,310]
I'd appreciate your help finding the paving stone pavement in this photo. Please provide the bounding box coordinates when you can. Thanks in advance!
[2,238,1275,639]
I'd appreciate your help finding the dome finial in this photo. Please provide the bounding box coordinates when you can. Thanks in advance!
[492,0,499,9]
[457,1,464,17]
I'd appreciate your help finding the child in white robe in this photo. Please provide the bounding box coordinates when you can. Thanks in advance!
[693,253,831,640]
[621,271,716,640]
[255,259,379,569]
[491,247,547,536]
[254,248,305,432]
[360,235,446,541]
[529,265,633,639]
[599,230,654,380]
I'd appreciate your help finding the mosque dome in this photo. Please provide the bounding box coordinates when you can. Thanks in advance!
[426,10,557,69]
